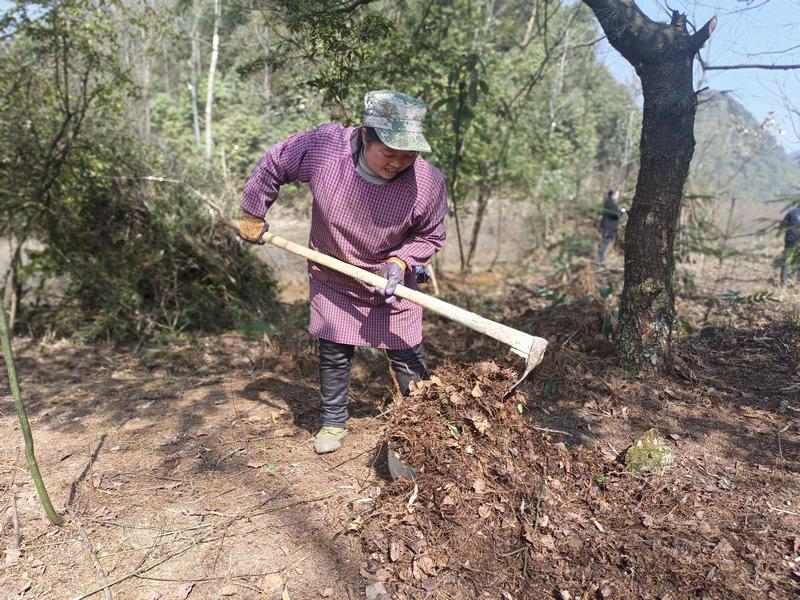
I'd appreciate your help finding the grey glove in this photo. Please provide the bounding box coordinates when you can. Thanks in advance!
[377,260,405,304]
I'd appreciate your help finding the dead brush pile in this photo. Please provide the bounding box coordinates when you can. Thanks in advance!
[360,361,797,599]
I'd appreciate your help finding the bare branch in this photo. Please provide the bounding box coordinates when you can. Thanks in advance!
[743,42,800,57]
[327,0,375,14]
[704,63,800,71]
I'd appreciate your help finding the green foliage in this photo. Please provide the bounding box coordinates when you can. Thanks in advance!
[719,290,779,305]
[22,153,278,341]
[1,0,278,341]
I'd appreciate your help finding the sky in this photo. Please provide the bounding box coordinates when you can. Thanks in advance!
[595,0,800,155]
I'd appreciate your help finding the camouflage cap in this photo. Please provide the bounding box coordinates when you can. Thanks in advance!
[363,89,431,153]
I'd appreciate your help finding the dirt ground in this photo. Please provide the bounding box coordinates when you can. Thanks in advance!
[0,247,798,599]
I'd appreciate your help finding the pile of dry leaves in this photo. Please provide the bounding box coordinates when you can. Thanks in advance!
[358,361,797,599]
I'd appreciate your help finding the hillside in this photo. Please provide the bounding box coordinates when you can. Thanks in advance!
[689,92,800,213]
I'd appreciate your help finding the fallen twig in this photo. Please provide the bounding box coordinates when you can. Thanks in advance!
[317,452,363,484]
[249,492,336,520]
[533,426,572,437]
[136,572,279,583]
[77,545,191,599]
[133,547,310,583]
[581,362,622,399]
[4,453,22,564]
[74,514,112,600]
[20,538,81,551]
[330,446,374,470]
[8,495,21,554]
[766,503,800,517]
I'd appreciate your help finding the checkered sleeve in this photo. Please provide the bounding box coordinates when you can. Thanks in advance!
[391,172,448,267]
[240,127,320,218]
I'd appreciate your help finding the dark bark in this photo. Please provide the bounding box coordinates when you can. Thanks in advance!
[583,0,715,374]
[466,185,491,271]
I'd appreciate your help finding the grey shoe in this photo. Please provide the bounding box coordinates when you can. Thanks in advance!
[314,426,347,454]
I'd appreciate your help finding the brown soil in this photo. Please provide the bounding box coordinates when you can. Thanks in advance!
[1,252,798,599]
[0,334,392,599]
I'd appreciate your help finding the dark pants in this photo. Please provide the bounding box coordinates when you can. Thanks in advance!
[318,338,429,427]
[780,242,798,286]
[597,233,616,264]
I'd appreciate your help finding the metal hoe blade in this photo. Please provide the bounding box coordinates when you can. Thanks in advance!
[504,335,549,398]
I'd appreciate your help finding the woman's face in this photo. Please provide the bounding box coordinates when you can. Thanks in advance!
[362,132,418,179]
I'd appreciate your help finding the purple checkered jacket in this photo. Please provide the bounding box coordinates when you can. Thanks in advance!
[241,124,448,349]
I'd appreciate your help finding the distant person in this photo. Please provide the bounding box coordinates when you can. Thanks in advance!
[779,204,800,286]
[597,189,626,265]
[239,90,447,454]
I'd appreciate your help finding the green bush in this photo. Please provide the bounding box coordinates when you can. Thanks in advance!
[17,136,279,341]
[1,0,278,341]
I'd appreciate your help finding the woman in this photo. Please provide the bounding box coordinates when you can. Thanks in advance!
[239,90,448,454]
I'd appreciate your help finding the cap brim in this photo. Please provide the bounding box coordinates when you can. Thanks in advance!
[375,128,431,153]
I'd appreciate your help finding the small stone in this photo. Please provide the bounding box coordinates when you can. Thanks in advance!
[625,428,675,475]
[319,588,334,598]
[365,581,388,600]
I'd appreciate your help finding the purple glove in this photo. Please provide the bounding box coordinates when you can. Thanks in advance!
[377,260,405,304]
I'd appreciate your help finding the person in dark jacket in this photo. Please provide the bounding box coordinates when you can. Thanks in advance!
[597,189,625,265]
[779,204,800,286]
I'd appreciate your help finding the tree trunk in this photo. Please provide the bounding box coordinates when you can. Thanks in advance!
[583,0,715,374]
[254,23,272,104]
[205,0,221,171]
[466,186,491,271]
[190,0,202,151]
[142,44,151,143]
